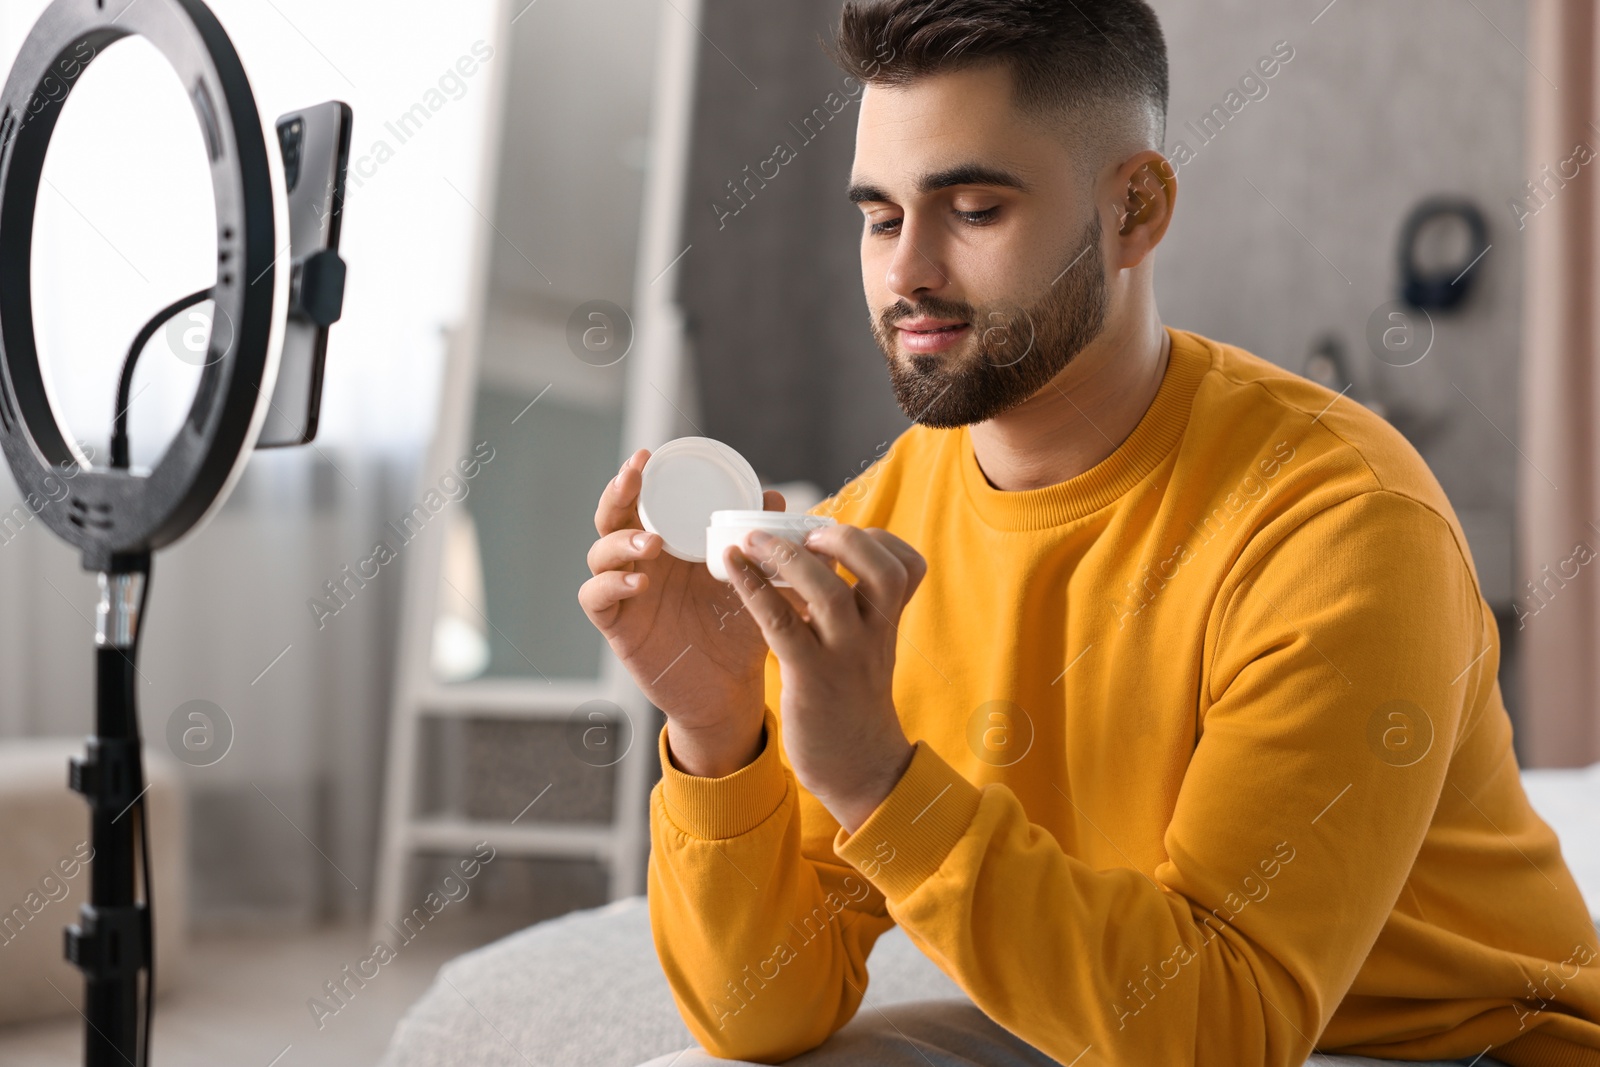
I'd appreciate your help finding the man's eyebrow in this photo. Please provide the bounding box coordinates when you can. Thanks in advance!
[846,164,1032,204]
[847,181,891,205]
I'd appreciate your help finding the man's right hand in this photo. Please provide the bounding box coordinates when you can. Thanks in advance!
[578,448,782,777]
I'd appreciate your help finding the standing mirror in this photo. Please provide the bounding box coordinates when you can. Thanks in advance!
[373,0,699,933]
[436,0,655,688]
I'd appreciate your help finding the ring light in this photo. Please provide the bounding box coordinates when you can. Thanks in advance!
[0,2,307,1064]
[0,0,289,573]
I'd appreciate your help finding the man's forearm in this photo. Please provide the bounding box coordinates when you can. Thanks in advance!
[649,703,894,1063]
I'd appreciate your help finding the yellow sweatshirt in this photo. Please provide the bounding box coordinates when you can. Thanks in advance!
[646,326,1600,1067]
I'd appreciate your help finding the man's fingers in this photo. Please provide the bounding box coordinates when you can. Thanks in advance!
[763,488,787,512]
[800,525,909,631]
[723,545,818,660]
[859,527,927,604]
[594,448,650,536]
[740,529,865,641]
[588,528,661,576]
[578,569,649,628]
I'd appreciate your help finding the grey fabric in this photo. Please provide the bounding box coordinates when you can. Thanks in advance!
[635,1000,1507,1067]
[633,999,1084,1066]
[379,895,1504,1067]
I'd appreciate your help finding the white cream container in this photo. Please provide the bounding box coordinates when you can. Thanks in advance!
[705,510,837,586]
[637,437,834,585]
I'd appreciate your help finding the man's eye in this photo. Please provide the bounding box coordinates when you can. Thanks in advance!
[867,207,998,236]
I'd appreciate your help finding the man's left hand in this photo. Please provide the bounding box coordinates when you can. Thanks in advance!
[722,523,925,834]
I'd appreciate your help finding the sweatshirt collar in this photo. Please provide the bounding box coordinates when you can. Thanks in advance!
[956,326,1211,531]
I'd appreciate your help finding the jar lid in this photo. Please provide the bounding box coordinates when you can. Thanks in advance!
[637,437,764,561]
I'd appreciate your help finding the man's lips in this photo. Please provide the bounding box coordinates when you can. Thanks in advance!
[895,318,971,354]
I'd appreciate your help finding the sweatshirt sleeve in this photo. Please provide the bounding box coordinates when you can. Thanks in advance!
[828,490,1489,1066]
[646,688,899,1062]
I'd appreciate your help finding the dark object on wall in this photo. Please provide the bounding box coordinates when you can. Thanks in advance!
[1399,198,1489,311]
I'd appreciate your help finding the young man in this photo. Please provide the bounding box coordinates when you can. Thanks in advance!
[580,2,1600,1064]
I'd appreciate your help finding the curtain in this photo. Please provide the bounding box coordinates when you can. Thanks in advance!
[1519,0,1600,767]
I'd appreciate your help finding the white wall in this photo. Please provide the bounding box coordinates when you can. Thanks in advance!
[2,0,500,456]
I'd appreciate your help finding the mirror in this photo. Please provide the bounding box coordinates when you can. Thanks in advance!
[428,0,662,685]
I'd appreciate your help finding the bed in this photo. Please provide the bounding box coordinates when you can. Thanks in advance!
[381,763,1600,1067]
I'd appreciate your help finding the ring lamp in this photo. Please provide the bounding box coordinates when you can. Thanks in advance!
[0,3,331,1065]
[0,0,289,574]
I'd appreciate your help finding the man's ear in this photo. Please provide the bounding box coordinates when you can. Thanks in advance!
[1111,150,1177,268]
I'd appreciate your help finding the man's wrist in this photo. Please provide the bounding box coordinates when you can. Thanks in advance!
[832,739,917,835]
[665,716,766,778]
[657,708,788,840]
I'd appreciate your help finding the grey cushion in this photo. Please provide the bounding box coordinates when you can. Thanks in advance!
[379,895,1489,1067]
[382,896,695,1067]
[383,765,1600,1066]
[381,895,968,1066]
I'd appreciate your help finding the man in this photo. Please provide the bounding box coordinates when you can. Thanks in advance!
[580,2,1600,1064]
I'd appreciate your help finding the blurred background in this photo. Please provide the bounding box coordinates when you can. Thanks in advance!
[0,0,1594,1062]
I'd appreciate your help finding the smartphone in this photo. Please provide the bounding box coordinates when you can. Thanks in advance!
[256,100,353,448]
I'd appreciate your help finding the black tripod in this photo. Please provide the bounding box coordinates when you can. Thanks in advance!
[65,561,155,1066]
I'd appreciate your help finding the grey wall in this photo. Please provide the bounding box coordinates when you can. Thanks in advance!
[678,1,908,497]
[1149,0,1525,610]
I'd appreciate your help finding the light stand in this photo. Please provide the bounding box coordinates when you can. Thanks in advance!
[73,564,151,1067]
[0,1,341,1063]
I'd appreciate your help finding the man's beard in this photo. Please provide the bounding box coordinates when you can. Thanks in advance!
[870,212,1109,429]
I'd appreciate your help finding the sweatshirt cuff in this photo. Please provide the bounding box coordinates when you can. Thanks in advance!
[832,740,982,902]
[1491,1026,1600,1067]
[656,706,787,840]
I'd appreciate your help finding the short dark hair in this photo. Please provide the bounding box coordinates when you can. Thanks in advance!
[824,0,1169,158]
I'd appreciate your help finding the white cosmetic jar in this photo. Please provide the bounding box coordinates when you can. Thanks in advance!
[705,510,837,586]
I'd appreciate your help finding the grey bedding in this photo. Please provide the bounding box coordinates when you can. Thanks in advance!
[383,765,1600,1065]
[379,895,1500,1067]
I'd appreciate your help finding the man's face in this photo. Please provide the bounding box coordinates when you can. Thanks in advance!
[849,62,1110,429]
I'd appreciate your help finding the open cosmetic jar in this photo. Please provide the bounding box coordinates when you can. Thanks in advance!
[635,436,835,587]
[705,510,836,586]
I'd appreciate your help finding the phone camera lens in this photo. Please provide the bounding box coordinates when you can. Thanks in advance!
[279,119,305,192]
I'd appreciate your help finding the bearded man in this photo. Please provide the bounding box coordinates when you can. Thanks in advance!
[581,3,1600,1065]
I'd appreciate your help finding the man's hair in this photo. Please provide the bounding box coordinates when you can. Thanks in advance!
[824,0,1169,163]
